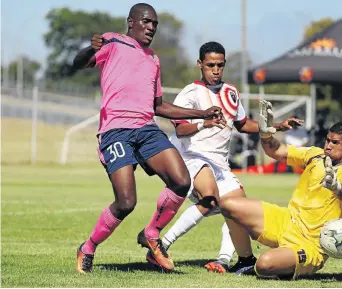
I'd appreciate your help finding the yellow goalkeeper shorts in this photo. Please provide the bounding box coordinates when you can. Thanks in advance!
[257,201,327,278]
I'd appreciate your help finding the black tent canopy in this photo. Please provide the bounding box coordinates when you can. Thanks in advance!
[248,19,342,85]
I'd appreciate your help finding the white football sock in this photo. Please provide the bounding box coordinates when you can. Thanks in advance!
[162,204,204,249]
[217,223,235,264]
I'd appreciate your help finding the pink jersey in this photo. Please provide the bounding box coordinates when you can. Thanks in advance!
[95,32,162,133]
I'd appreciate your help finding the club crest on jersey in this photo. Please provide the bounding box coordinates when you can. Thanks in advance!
[217,84,239,119]
[229,91,237,103]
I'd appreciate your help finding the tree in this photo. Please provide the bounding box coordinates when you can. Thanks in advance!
[44,8,126,85]
[303,17,334,40]
[223,51,253,87]
[151,12,197,88]
[43,8,197,89]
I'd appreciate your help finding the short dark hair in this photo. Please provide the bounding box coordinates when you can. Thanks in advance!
[329,122,342,134]
[128,3,156,18]
[199,41,225,61]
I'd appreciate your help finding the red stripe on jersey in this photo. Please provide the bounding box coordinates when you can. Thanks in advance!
[216,93,235,118]
[193,80,207,87]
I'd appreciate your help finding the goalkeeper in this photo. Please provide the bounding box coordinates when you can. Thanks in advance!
[219,100,342,279]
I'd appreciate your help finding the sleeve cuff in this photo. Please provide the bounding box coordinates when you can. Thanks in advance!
[236,116,247,126]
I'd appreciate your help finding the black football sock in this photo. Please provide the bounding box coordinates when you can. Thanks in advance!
[238,255,257,264]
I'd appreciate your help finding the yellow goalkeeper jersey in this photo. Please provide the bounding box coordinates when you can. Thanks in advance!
[286,145,342,250]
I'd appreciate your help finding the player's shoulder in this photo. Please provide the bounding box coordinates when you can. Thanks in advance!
[293,145,323,156]
[223,82,240,96]
[306,146,325,158]
[300,146,325,165]
[101,32,137,50]
[179,83,198,96]
[223,82,239,90]
[173,83,197,104]
[288,145,324,163]
[102,32,121,41]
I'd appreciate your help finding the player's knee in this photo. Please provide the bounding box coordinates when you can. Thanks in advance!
[218,198,236,218]
[116,198,136,219]
[171,175,191,197]
[255,254,276,277]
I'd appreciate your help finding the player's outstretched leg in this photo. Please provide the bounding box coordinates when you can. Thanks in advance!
[218,192,260,275]
[219,196,270,275]
[77,165,136,273]
[138,148,190,271]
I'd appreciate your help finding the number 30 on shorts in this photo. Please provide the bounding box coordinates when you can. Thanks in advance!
[107,142,125,163]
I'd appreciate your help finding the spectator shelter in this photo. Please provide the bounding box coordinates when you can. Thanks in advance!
[247,18,342,130]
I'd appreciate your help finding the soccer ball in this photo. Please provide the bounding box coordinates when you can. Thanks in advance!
[319,218,342,259]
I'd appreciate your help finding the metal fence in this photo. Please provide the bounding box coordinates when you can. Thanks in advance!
[2,84,313,167]
[1,84,176,165]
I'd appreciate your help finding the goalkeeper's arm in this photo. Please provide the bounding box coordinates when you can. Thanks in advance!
[260,136,289,162]
[258,100,288,162]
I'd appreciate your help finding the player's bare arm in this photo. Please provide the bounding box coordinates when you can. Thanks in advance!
[273,117,304,131]
[175,118,226,138]
[73,34,103,69]
[234,116,304,134]
[154,96,224,120]
[234,119,258,133]
[261,137,288,162]
[259,100,288,162]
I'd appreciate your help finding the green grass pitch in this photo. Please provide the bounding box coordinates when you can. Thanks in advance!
[1,164,341,287]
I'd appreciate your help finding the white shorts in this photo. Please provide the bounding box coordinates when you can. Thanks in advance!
[184,157,243,204]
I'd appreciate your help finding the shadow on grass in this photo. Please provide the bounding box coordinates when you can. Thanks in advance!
[96,262,184,274]
[97,260,342,282]
[298,273,342,282]
[175,259,215,268]
[96,258,216,273]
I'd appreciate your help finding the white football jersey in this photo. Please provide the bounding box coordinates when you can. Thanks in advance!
[171,81,246,169]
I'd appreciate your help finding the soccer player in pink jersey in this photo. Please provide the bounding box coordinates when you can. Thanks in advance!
[73,3,224,273]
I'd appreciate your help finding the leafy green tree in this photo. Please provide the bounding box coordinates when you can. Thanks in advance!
[43,8,197,89]
[303,17,334,40]
[151,12,198,88]
[44,8,126,85]
[223,51,253,87]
